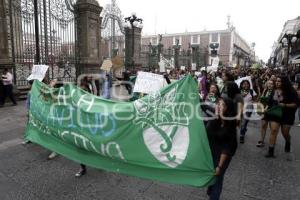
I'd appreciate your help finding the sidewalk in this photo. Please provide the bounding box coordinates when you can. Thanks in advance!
[0,103,299,200]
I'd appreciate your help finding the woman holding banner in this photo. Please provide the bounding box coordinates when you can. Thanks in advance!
[265,76,299,158]
[206,97,238,200]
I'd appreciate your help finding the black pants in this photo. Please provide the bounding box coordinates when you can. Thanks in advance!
[125,84,132,95]
[0,85,17,105]
[207,156,232,200]
[80,164,86,171]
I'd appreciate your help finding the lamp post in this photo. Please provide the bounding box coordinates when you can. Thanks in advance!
[280,32,299,68]
[124,13,143,71]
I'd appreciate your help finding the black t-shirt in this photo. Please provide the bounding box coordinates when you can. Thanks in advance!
[206,119,238,157]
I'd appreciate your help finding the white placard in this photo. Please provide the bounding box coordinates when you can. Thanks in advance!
[159,60,166,72]
[27,65,49,81]
[180,66,186,70]
[195,71,201,77]
[133,72,165,94]
[192,63,197,71]
[212,58,219,67]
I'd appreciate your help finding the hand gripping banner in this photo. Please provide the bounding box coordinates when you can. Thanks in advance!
[25,75,215,187]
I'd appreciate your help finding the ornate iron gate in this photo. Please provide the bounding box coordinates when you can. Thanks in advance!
[10,0,76,86]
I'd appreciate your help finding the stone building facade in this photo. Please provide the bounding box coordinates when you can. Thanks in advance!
[141,28,253,68]
[101,27,253,69]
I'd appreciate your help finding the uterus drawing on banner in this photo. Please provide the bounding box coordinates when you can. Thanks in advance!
[133,85,190,168]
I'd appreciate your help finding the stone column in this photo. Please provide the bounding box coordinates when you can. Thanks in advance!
[124,24,142,71]
[124,15,143,70]
[0,0,12,69]
[74,0,102,75]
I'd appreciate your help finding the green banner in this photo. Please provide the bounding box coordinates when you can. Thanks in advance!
[25,75,215,187]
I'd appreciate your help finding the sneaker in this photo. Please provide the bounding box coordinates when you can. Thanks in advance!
[256,141,264,147]
[240,136,245,144]
[48,152,58,160]
[22,140,31,145]
[75,169,86,177]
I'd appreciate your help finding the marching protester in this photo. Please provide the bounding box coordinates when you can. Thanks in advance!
[265,76,299,158]
[0,68,17,107]
[75,74,111,177]
[22,80,34,145]
[198,70,208,101]
[202,83,221,124]
[297,83,300,126]
[206,97,238,200]
[101,74,112,99]
[239,79,256,144]
[47,79,60,160]
[257,80,275,147]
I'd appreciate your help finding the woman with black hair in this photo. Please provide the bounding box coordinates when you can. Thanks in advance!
[256,80,275,147]
[202,83,221,124]
[239,79,256,144]
[206,97,238,200]
[221,81,244,123]
[265,76,299,158]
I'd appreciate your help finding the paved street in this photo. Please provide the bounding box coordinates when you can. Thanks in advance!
[0,100,300,200]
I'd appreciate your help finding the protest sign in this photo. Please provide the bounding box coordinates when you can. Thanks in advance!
[133,72,166,94]
[192,63,197,71]
[27,65,49,81]
[101,59,113,71]
[212,58,219,67]
[159,60,166,72]
[25,75,215,187]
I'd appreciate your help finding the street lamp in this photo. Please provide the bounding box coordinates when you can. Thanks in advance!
[280,32,299,68]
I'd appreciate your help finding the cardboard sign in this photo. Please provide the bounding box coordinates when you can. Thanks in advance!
[27,65,49,81]
[101,59,113,71]
[133,72,165,94]
[112,56,124,69]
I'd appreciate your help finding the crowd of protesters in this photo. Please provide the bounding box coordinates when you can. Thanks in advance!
[182,66,300,200]
[2,65,300,200]
[137,65,300,200]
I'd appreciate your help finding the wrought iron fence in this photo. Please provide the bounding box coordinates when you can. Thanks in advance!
[10,0,77,86]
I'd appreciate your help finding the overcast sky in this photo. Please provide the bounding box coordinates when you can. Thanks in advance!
[98,0,300,62]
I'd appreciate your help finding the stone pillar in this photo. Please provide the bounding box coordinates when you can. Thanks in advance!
[74,0,102,75]
[124,23,142,71]
[124,14,143,70]
[0,0,12,69]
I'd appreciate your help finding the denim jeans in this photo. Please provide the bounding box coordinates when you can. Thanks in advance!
[207,157,232,200]
[240,111,252,136]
